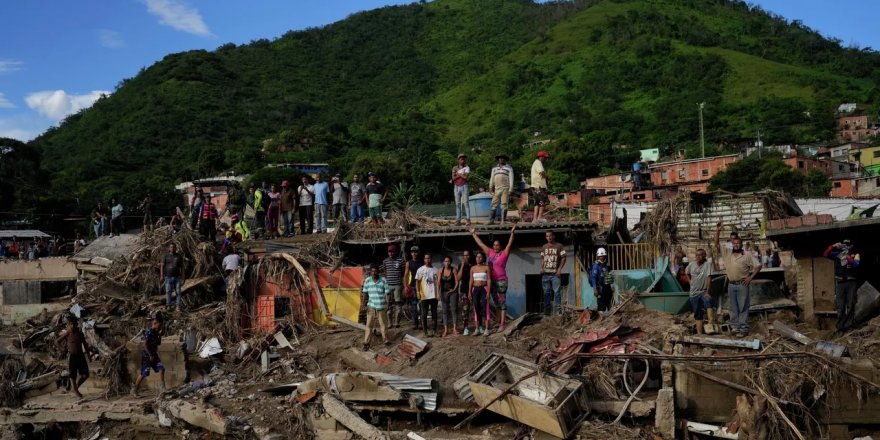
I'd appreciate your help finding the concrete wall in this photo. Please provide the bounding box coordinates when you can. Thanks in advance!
[501,246,575,317]
[0,257,77,281]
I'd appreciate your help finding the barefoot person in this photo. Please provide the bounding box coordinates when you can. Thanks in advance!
[54,316,92,399]
[457,250,473,335]
[467,251,492,336]
[469,225,516,331]
[416,253,440,337]
[439,256,459,337]
[361,263,391,349]
[132,318,166,397]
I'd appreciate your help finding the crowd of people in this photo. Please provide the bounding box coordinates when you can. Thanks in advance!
[358,225,572,348]
[0,234,69,260]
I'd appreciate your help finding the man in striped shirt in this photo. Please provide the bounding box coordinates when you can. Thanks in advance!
[362,263,391,349]
[381,244,405,328]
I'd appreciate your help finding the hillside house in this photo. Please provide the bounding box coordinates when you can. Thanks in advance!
[838,115,878,142]
[830,175,880,199]
[783,155,829,176]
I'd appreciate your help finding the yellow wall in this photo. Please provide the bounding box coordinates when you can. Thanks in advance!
[853,145,880,168]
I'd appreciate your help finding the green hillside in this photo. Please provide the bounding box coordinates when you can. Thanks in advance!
[26,0,880,215]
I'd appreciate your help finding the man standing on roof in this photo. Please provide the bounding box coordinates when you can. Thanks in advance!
[198,194,218,243]
[540,231,567,315]
[331,174,349,224]
[349,173,367,224]
[469,225,516,331]
[382,244,406,327]
[488,153,514,225]
[531,151,551,223]
[93,202,109,237]
[297,176,314,235]
[313,173,330,233]
[824,239,861,332]
[452,153,471,226]
[110,198,124,236]
[589,248,614,314]
[366,172,387,225]
[715,223,762,337]
[403,246,423,329]
[190,189,204,231]
[280,180,295,237]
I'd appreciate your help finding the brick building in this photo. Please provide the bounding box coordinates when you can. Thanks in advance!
[838,115,877,142]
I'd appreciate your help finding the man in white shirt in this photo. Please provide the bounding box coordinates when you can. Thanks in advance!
[488,153,514,225]
[530,151,551,223]
[451,154,471,226]
[297,176,314,235]
[415,253,439,337]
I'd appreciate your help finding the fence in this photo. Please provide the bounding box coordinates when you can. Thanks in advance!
[580,243,657,271]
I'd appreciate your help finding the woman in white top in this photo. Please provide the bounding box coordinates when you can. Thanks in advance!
[468,252,492,336]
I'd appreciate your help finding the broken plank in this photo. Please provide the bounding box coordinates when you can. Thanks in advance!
[331,316,366,331]
[674,335,761,350]
[321,394,389,440]
[771,320,813,345]
[164,400,228,435]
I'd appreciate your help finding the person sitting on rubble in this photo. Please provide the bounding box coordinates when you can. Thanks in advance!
[169,210,183,233]
[686,249,716,334]
[225,213,250,246]
[589,247,614,316]
[468,251,492,336]
[824,239,861,332]
[361,263,391,349]
[54,315,92,399]
[132,317,166,397]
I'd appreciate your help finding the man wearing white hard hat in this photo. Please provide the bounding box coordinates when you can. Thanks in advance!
[589,247,614,313]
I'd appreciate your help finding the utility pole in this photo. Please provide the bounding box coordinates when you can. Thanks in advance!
[698,102,705,158]
[756,128,763,158]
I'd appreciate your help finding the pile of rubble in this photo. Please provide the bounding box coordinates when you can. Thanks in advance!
[3,227,880,440]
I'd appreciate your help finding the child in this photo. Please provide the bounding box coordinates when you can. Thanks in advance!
[131,318,166,397]
[54,316,92,399]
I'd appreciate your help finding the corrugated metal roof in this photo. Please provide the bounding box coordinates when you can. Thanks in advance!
[393,334,428,361]
[362,373,433,391]
[0,230,50,239]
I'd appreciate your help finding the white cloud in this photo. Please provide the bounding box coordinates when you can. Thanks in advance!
[97,29,125,48]
[25,90,110,120]
[0,116,40,141]
[143,0,212,36]
[0,60,23,74]
[0,93,14,109]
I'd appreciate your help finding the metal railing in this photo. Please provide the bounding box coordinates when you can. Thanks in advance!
[580,243,658,271]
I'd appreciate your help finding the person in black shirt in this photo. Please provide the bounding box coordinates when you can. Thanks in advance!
[132,318,165,397]
[403,246,423,329]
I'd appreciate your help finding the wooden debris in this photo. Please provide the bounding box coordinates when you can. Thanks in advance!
[321,394,389,440]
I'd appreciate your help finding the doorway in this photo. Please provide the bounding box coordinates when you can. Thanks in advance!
[525,274,570,313]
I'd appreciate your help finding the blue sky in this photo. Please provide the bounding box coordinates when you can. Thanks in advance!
[0,0,877,141]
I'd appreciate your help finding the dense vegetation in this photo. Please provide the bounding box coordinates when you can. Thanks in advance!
[22,0,880,221]
[708,153,832,197]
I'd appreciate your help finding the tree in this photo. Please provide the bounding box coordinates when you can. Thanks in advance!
[708,153,832,197]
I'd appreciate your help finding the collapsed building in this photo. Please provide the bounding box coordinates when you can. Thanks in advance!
[1,199,880,440]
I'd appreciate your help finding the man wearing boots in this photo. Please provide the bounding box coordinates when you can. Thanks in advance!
[488,153,514,225]
[381,244,406,327]
[824,239,861,332]
[686,248,716,334]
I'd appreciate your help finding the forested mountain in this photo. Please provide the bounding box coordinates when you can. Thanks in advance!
[27,0,880,213]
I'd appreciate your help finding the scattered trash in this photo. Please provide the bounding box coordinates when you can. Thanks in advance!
[198,338,223,358]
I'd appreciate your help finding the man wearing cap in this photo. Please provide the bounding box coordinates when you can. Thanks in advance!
[382,244,406,327]
[331,174,349,224]
[297,176,314,235]
[488,153,515,225]
[531,151,551,223]
[349,174,367,224]
[280,180,295,237]
[715,223,762,337]
[824,239,861,331]
[452,154,471,226]
[366,172,387,225]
